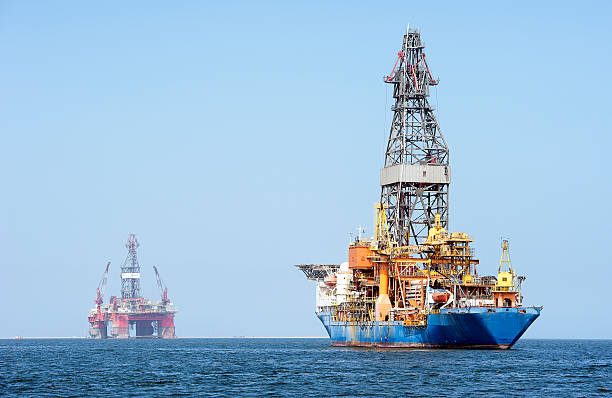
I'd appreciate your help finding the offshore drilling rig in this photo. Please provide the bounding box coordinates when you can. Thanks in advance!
[295,27,540,348]
[87,234,176,339]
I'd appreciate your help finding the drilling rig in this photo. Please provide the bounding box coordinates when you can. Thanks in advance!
[295,27,541,349]
[87,235,176,339]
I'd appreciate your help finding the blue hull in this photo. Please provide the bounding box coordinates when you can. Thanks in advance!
[317,307,540,349]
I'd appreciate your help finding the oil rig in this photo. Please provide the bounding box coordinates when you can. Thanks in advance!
[295,27,540,348]
[87,234,176,339]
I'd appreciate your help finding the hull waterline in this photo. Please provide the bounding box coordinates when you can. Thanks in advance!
[318,307,540,349]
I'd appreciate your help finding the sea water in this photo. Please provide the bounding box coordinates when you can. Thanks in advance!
[0,338,610,396]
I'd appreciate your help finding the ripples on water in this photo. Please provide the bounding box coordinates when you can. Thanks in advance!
[0,339,610,397]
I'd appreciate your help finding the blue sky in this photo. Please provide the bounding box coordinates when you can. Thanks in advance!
[0,1,610,338]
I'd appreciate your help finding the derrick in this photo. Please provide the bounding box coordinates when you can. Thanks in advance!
[381,27,449,247]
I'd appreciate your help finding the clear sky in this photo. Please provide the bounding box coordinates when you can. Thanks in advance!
[1,1,610,338]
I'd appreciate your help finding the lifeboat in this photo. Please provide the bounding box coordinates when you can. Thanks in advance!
[432,290,451,303]
[324,274,337,287]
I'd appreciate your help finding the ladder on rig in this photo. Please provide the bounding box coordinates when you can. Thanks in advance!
[405,280,424,309]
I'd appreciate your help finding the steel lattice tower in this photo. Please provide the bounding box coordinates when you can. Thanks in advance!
[120,234,142,299]
[380,27,450,247]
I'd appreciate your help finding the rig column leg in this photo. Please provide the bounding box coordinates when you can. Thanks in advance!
[159,314,176,339]
[89,320,107,339]
[111,314,129,338]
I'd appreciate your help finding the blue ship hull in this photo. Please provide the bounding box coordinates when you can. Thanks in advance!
[317,307,540,349]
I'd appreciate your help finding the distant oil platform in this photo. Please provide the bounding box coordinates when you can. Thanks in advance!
[87,234,176,339]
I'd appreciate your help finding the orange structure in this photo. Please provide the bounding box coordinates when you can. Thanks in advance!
[348,245,373,269]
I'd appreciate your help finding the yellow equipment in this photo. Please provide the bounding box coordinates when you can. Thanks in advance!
[496,239,515,290]
[374,203,391,250]
[426,213,447,243]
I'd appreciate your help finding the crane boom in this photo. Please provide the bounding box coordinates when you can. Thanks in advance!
[95,262,111,306]
[153,266,169,304]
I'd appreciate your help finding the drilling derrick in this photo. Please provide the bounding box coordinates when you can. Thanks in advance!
[121,234,141,299]
[381,27,450,247]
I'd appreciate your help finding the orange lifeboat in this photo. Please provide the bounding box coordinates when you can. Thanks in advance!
[324,274,337,287]
[432,291,450,303]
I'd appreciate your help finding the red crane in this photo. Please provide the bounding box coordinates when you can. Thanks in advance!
[95,262,111,306]
[153,266,169,304]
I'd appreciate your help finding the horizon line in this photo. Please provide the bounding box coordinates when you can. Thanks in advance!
[2,336,611,340]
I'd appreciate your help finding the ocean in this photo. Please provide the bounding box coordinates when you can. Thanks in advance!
[0,338,610,397]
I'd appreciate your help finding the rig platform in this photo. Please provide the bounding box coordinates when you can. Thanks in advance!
[87,235,176,339]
